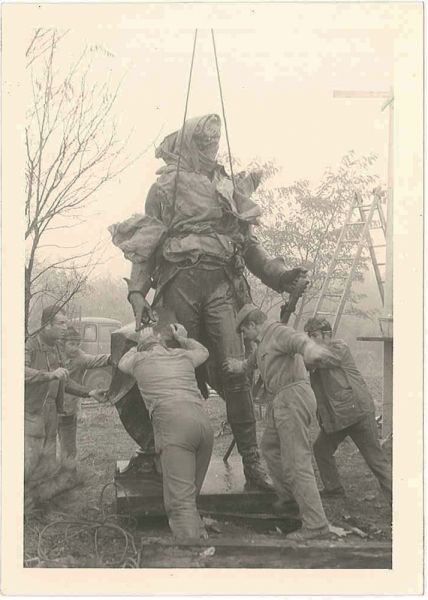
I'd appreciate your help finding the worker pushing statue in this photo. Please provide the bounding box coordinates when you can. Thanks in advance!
[109,113,309,491]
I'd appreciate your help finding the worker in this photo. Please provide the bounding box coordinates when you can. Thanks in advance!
[58,325,111,461]
[109,113,308,491]
[25,306,106,509]
[224,304,339,541]
[118,324,214,540]
[303,317,392,505]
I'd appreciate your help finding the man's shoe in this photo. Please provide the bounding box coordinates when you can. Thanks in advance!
[319,486,346,499]
[285,525,330,541]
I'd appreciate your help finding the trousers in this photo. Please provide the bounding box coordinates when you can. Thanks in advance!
[152,401,214,539]
[57,413,78,461]
[313,414,392,505]
[260,381,328,530]
[161,267,255,424]
[25,398,58,481]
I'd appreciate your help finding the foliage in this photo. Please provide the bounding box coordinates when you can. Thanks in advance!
[243,151,386,328]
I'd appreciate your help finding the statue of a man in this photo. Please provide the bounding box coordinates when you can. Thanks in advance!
[110,114,307,490]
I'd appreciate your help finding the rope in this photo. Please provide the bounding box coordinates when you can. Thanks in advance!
[171,28,198,225]
[211,29,236,189]
[31,480,139,567]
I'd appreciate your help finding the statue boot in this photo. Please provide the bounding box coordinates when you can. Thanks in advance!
[230,421,274,492]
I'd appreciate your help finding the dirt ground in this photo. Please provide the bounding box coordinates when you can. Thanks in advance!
[24,378,392,568]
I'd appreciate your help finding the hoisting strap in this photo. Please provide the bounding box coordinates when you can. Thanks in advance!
[211,29,236,190]
[171,28,236,229]
[171,28,198,224]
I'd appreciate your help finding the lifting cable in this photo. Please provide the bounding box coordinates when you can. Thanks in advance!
[172,28,236,223]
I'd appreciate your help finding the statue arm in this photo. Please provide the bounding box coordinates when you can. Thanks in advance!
[243,228,308,294]
[125,183,163,298]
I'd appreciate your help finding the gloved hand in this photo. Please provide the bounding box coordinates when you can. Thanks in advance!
[128,292,156,331]
[279,267,309,294]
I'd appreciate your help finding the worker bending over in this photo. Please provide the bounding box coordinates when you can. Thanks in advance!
[118,324,214,540]
[224,305,339,541]
[303,318,392,506]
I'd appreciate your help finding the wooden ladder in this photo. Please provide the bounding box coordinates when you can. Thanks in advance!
[312,192,386,334]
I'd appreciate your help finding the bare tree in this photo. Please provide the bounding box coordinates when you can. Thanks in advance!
[25,28,138,337]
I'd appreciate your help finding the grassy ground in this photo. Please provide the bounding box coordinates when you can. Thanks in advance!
[24,377,391,568]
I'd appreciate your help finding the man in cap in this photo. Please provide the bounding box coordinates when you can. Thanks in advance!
[109,113,309,491]
[25,306,106,509]
[224,304,339,540]
[59,325,112,461]
[303,317,392,505]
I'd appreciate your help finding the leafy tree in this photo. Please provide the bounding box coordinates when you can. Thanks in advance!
[244,151,386,330]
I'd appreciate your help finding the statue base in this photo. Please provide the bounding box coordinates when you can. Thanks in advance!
[115,454,300,532]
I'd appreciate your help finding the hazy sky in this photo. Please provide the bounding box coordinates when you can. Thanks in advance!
[26,3,397,279]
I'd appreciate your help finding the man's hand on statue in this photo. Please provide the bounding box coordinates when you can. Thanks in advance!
[170,323,188,341]
[128,292,155,331]
[223,358,245,376]
[279,267,310,294]
[303,345,340,369]
[50,367,69,382]
[89,389,109,403]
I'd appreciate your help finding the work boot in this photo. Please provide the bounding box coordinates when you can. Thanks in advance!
[319,486,346,499]
[229,422,273,492]
[285,524,330,541]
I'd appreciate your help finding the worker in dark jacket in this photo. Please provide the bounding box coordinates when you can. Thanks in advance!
[25,306,105,509]
[303,318,392,505]
[59,326,111,460]
[109,113,308,491]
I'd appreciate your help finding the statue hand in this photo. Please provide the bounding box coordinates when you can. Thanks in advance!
[279,267,309,294]
[128,292,155,331]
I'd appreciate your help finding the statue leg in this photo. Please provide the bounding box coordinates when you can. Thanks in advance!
[203,277,273,491]
[162,268,272,491]
[109,332,158,476]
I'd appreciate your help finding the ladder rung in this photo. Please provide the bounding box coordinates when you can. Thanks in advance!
[335,257,355,261]
[346,221,366,226]
[376,262,386,266]
[370,225,383,230]
[324,293,342,297]
[356,204,374,210]
[316,311,334,315]
[341,238,361,243]
[371,244,386,248]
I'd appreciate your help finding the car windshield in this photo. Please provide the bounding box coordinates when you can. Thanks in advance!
[98,324,119,343]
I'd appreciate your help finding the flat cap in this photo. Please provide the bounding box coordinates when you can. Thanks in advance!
[235,303,259,333]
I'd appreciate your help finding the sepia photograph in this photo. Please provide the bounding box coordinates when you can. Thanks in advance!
[1,0,423,594]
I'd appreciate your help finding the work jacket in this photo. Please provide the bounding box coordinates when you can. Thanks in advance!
[62,349,111,415]
[25,335,90,416]
[249,320,310,396]
[308,340,375,434]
